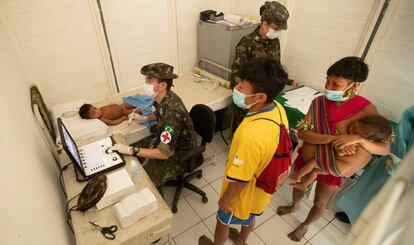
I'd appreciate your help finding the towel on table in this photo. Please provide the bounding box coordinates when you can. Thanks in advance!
[123,94,155,129]
[50,99,109,145]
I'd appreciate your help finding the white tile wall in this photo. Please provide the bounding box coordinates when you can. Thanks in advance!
[231,0,287,17]
[101,0,176,92]
[359,0,414,121]
[3,0,413,119]
[0,9,73,244]
[281,0,377,91]
[176,0,230,73]
[2,0,111,106]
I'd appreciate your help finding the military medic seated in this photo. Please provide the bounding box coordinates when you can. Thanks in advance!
[111,63,197,194]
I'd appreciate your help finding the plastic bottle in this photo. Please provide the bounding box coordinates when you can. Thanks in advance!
[129,159,140,183]
[219,80,231,89]
[194,67,201,75]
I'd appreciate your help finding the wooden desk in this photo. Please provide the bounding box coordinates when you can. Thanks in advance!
[62,134,173,245]
[99,72,232,145]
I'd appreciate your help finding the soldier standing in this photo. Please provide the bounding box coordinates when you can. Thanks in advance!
[230,1,300,132]
[112,63,197,191]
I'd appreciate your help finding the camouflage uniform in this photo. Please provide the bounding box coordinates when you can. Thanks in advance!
[133,63,197,188]
[230,1,290,132]
[230,27,282,88]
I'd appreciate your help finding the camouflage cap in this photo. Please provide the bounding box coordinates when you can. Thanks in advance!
[260,1,289,30]
[141,62,179,80]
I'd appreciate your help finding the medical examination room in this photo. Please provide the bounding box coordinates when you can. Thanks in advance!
[1,0,414,244]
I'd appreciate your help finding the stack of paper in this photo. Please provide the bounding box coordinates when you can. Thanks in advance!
[114,188,158,229]
[282,86,322,114]
[96,169,135,210]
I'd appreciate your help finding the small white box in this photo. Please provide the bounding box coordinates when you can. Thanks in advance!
[96,169,135,210]
[114,188,158,229]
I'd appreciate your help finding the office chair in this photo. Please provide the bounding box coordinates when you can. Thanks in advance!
[164,104,216,213]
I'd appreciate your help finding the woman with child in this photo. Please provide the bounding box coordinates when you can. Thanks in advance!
[277,56,391,241]
[291,114,392,192]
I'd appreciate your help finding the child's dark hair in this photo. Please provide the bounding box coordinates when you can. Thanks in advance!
[79,104,92,119]
[327,56,369,83]
[358,115,392,142]
[239,57,288,103]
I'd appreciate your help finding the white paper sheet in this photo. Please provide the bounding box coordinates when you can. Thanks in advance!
[282,86,320,100]
[282,86,323,114]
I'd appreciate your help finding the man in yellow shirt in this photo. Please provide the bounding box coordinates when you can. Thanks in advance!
[199,57,290,245]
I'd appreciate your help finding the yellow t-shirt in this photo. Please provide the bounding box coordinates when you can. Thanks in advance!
[220,102,289,220]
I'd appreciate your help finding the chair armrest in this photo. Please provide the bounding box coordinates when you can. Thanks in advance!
[179,145,205,163]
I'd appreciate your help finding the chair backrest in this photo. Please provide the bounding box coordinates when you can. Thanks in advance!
[190,104,216,146]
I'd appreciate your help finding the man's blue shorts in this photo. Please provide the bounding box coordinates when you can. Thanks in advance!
[216,209,255,226]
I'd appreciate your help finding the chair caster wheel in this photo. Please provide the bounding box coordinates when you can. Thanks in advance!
[172,206,177,213]
[202,196,208,203]
[197,173,203,179]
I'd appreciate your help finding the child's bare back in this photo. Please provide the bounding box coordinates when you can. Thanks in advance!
[100,104,133,120]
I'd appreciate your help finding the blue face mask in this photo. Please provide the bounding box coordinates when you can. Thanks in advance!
[324,89,349,102]
[324,84,354,102]
[232,88,256,109]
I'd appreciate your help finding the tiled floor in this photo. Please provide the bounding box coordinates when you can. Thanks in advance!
[159,133,350,245]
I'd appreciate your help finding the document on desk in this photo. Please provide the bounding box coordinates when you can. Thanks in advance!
[282,86,323,114]
[96,169,135,210]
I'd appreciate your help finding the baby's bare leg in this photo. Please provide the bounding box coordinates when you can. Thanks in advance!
[291,169,322,192]
[291,158,318,181]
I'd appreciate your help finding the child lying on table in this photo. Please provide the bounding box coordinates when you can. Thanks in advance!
[291,115,392,191]
[78,103,145,126]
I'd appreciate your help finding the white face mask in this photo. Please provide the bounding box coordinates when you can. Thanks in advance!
[143,83,156,97]
[266,28,281,39]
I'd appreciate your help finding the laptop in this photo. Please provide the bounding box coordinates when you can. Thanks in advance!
[57,118,125,181]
